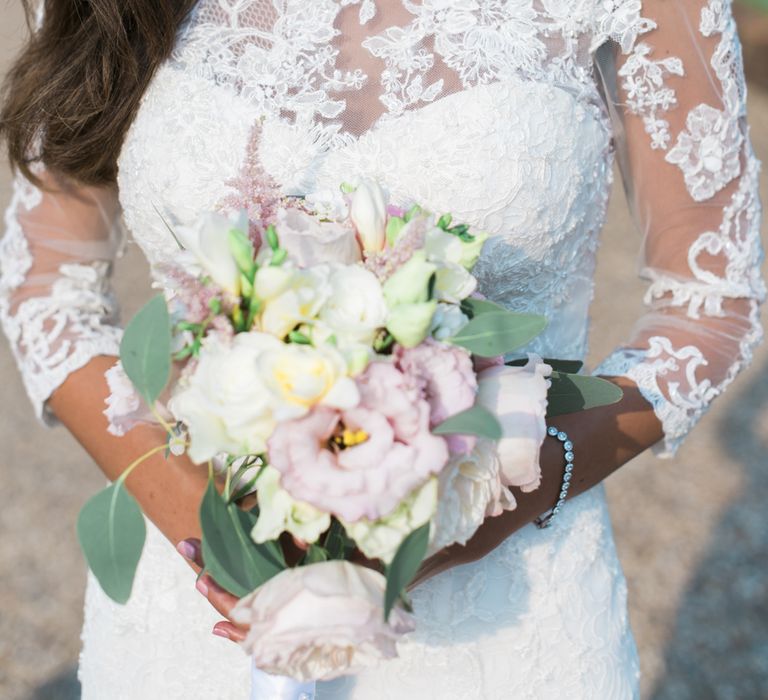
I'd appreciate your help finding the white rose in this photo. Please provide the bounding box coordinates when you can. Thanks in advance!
[174,210,247,296]
[168,332,283,462]
[477,354,552,491]
[350,180,387,253]
[251,467,331,545]
[256,264,332,339]
[275,207,361,268]
[342,478,438,564]
[230,561,415,681]
[430,302,470,340]
[318,265,388,347]
[428,438,516,554]
[257,341,360,421]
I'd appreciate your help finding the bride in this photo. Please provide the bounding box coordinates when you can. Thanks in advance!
[0,0,762,698]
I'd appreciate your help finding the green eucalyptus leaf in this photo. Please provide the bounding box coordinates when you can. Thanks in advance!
[459,297,507,318]
[546,372,623,417]
[384,523,430,620]
[120,295,172,406]
[448,311,547,357]
[303,545,330,565]
[432,404,502,440]
[199,480,285,597]
[506,358,585,374]
[77,483,146,605]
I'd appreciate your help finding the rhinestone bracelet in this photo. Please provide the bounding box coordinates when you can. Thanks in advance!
[534,426,575,529]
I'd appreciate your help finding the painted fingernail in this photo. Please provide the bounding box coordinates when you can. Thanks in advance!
[195,578,209,597]
[212,627,230,639]
[176,540,197,560]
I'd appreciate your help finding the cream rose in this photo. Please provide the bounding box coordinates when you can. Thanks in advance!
[429,438,516,553]
[257,341,360,421]
[168,332,283,462]
[231,561,415,681]
[251,466,331,545]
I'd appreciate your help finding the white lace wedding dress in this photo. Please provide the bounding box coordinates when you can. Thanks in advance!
[1,1,763,698]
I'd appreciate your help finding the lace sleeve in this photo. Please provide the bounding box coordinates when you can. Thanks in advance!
[0,169,123,423]
[592,0,764,457]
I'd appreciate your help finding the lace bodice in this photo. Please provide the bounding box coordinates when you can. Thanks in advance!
[1,0,763,457]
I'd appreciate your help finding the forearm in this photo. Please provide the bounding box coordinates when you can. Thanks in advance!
[417,375,664,580]
[49,355,208,545]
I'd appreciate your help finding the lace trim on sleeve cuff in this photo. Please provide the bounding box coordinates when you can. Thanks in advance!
[592,339,715,458]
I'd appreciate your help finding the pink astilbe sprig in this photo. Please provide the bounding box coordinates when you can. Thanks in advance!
[218,121,286,249]
[363,215,429,282]
[157,264,223,325]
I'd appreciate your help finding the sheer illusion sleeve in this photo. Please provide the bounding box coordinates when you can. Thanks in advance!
[593,0,764,457]
[0,169,123,423]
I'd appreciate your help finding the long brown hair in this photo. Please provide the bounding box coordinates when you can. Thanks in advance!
[0,0,196,186]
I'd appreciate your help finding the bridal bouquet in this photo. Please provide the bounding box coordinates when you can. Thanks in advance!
[78,178,621,682]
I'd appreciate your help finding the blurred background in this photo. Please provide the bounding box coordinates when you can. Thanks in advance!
[1,1,767,698]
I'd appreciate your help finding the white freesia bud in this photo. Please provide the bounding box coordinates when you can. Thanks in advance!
[251,466,331,545]
[175,211,247,296]
[350,180,388,253]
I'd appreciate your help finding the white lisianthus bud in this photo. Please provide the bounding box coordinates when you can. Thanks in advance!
[175,211,247,296]
[386,301,438,348]
[342,478,438,564]
[382,250,436,306]
[350,180,388,253]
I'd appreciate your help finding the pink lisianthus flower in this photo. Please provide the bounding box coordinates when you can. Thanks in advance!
[395,338,478,454]
[268,362,450,522]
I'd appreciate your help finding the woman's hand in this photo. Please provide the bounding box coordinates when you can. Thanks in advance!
[177,537,249,643]
[413,375,664,586]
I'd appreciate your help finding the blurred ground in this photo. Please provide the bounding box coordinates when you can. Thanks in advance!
[1,2,767,699]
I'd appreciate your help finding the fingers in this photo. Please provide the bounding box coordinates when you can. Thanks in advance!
[176,538,204,570]
[212,620,247,643]
[194,574,239,619]
[177,538,249,644]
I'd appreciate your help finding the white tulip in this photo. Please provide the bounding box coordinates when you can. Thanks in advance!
[350,180,388,253]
